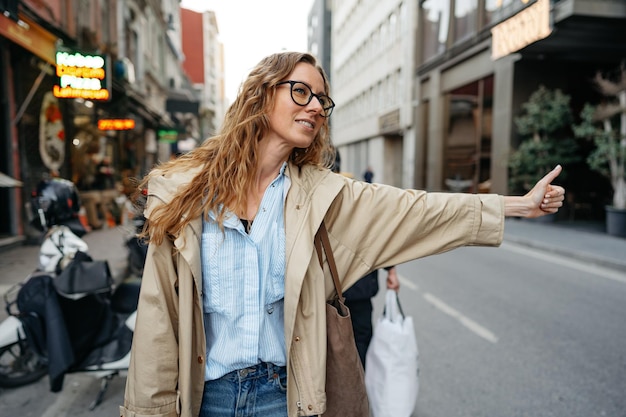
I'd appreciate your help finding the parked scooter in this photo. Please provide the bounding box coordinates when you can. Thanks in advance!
[0,178,140,409]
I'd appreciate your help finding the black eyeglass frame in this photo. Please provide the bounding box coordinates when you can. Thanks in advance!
[276,80,335,117]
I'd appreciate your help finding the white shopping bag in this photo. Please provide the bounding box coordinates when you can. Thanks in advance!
[365,290,419,417]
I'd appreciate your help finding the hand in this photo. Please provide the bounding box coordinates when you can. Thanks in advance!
[386,266,400,292]
[525,165,565,218]
[504,165,566,218]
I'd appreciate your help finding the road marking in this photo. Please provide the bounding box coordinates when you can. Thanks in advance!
[397,274,419,291]
[0,285,12,296]
[501,241,626,284]
[396,273,498,343]
[423,292,499,344]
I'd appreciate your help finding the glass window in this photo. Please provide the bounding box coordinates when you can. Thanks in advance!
[443,76,493,192]
[389,12,397,42]
[485,0,521,25]
[453,0,478,43]
[421,0,451,62]
[399,1,407,34]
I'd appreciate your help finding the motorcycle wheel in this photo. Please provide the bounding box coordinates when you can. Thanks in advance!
[0,339,47,388]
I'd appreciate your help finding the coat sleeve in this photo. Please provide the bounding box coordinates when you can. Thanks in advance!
[121,238,181,417]
[323,180,505,290]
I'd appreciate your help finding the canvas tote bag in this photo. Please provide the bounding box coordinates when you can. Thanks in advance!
[315,222,369,417]
[365,289,419,417]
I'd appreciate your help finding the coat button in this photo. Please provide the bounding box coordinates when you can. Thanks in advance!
[295,336,300,342]
[308,405,313,410]
[198,356,204,364]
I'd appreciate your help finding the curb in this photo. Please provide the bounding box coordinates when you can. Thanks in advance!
[0,235,27,253]
[505,235,626,273]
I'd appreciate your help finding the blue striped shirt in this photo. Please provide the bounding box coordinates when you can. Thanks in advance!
[201,163,290,380]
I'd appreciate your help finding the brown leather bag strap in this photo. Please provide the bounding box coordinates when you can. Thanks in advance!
[315,221,343,298]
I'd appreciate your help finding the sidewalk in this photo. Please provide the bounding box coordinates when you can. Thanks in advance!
[504,218,626,273]
[0,226,130,320]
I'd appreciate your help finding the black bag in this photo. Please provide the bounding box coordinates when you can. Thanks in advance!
[54,251,113,299]
[315,222,370,417]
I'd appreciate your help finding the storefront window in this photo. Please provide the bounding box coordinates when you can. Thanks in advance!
[453,0,478,43]
[444,76,493,193]
[421,0,451,62]
[485,0,524,25]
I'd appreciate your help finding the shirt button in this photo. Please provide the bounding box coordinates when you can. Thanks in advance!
[198,356,204,364]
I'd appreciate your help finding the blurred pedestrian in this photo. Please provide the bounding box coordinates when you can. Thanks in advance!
[363,166,374,183]
[120,51,565,417]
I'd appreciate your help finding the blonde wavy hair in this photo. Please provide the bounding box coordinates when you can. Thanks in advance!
[139,52,334,245]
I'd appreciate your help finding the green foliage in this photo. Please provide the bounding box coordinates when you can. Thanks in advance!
[574,104,616,179]
[508,86,580,193]
[514,86,573,137]
[573,102,626,209]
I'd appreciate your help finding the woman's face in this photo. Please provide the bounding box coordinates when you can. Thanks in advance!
[266,63,327,152]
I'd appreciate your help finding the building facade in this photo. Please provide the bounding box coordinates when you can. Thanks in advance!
[329,0,416,187]
[308,0,332,82]
[416,0,626,214]
[181,7,226,140]
[0,0,200,242]
[320,0,626,220]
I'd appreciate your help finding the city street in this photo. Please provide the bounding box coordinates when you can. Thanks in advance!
[3,1,626,416]
[387,242,626,417]
[1,221,626,417]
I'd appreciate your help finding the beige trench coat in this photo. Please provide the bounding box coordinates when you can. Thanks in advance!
[120,162,504,417]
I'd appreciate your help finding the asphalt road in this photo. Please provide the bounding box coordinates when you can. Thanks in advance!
[1,237,625,417]
[383,242,626,417]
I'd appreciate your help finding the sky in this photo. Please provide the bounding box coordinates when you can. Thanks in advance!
[180,0,315,102]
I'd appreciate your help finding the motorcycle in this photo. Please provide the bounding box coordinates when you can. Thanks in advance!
[0,178,140,409]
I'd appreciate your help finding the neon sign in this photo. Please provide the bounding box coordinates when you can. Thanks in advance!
[98,119,136,130]
[53,50,111,101]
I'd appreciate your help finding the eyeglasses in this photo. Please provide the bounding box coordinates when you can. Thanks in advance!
[276,80,335,118]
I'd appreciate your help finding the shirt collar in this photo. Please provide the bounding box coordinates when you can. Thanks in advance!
[207,162,288,228]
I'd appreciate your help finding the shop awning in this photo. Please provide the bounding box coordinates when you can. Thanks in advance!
[0,172,23,187]
[166,89,200,115]
[0,14,57,65]
[520,1,626,63]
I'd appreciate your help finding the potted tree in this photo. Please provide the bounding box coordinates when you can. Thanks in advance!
[573,65,626,237]
[508,86,580,220]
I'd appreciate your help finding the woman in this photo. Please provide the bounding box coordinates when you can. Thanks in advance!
[120,51,565,417]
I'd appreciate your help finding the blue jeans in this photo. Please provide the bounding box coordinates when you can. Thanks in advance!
[200,362,288,417]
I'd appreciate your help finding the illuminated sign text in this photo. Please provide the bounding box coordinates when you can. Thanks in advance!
[98,119,136,130]
[53,51,110,101]
[491,0,552,60]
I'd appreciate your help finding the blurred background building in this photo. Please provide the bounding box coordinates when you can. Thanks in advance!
[2,0,625,244]
[311,0,626,222]
[0,0,225,243]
